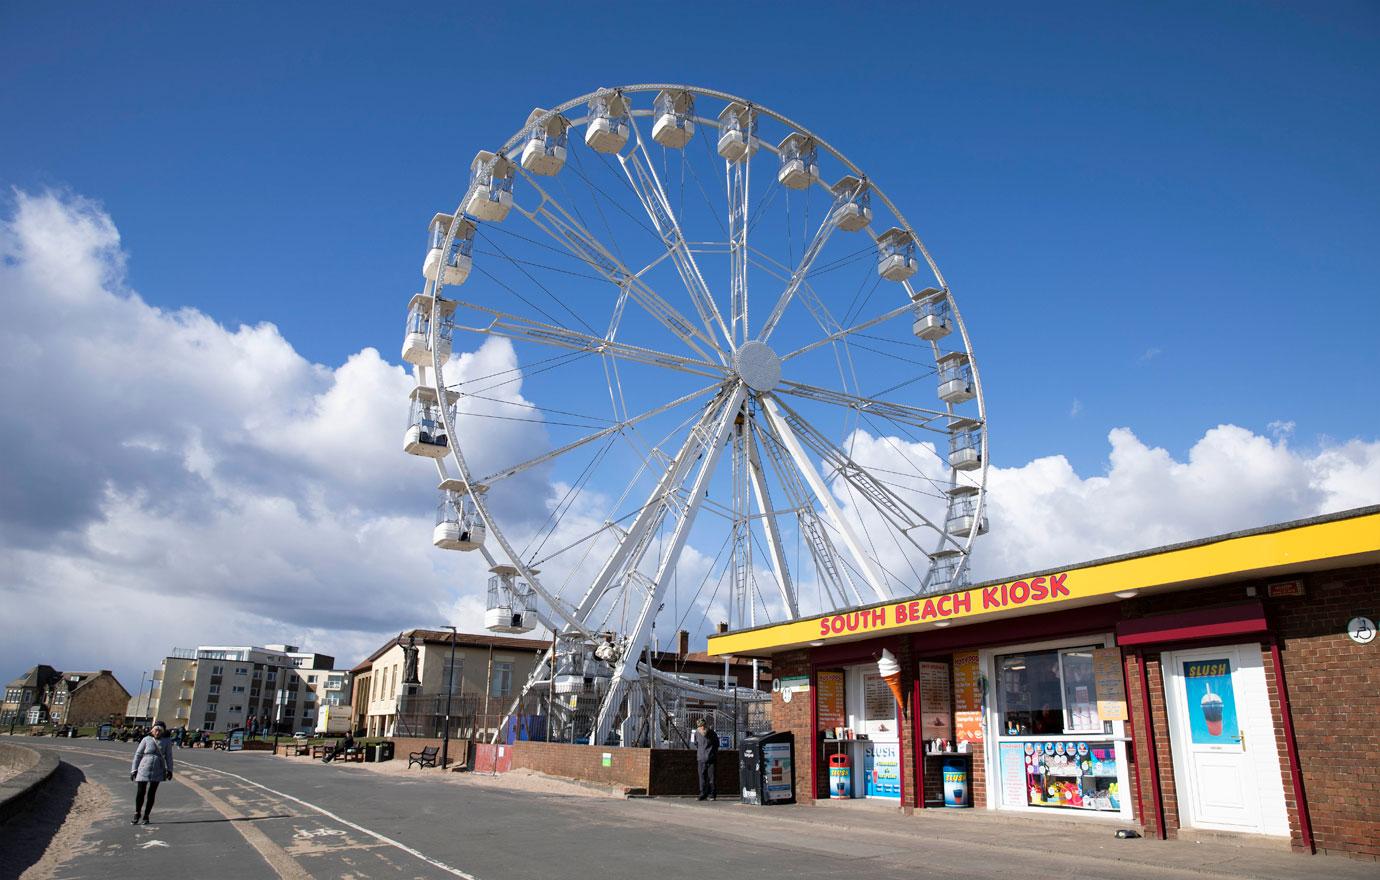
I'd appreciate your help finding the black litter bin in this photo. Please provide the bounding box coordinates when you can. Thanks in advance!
[376,741,395,762]
[739,731,795,805]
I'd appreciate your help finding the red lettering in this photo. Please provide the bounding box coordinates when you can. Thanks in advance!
[982,585,1001,609]
[1050,573,1069,597]
[869,608,886,628]
[1030,576,1047,601]
[895,602,908,624]
[908,601,920,621]
[921,598,938,620]
[936,594,952,616]
[845,613,860,632]
[952,592,971,614]
[830,615,845,634]
[1010,581,1029,604]
[820,618,832,637]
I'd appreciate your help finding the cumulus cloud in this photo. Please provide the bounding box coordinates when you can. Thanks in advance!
[825,422,1379,590]
[0,190,542,686]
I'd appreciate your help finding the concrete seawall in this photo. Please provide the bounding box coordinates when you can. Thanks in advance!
[0,741,60,823]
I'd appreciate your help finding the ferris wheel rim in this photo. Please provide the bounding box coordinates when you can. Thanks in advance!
[422,83,989,647]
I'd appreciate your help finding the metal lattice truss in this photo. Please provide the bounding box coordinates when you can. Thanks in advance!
[403,85,988,746]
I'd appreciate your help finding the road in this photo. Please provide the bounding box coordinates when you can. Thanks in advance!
[2,737,1371,880]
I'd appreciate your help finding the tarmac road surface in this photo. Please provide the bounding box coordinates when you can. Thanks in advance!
[3,737,1373,880]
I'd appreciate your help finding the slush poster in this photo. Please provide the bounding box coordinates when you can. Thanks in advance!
[865,742,901,799]
[1182,659,1239,746]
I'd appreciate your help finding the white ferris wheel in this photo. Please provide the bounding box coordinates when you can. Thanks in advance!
[400,84,988,745]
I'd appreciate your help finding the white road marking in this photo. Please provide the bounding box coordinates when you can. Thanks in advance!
[140,839,171,849]
[180,760,482,880]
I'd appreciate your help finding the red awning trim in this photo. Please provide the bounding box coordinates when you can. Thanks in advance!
[1116,600,1268,647]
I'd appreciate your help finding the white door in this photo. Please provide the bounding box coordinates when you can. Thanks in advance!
[1162,644,1289,836]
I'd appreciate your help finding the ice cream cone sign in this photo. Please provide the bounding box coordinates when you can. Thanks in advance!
[877,649,905,708]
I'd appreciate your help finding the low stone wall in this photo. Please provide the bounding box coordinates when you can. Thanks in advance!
[510,742,650,791]
[0,743,60,823]
[648,748,740,797]
[478,742,740,796]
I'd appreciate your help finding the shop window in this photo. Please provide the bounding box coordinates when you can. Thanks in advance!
[997,648,1111,736]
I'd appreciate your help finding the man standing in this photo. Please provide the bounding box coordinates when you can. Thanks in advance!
[693,719,719,801]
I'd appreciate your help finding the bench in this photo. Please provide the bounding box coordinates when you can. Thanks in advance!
[408,746,440,769]
[285,743,310,757]
[336,747,364,763]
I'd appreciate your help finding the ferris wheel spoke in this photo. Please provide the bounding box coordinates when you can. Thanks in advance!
[753,408,867,608]
[568,385,739,623]
[513,181,724,363]
[758,395,891,604]
[767,393,951,552]
[473,381,722,487]
[757,206,842,342]
[775,378,953,433]
[454,302,730,381]
[780,301,916,363]
[727,152,751,345]
[747,421,798,618]
[617,133,735,352]
[593,382,749,744]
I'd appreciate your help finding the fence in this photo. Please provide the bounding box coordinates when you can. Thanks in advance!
[494,680,771,749]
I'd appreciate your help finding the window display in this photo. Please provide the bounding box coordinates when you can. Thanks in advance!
[1002,740,1122,812]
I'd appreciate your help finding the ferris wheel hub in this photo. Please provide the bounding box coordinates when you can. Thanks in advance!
[733,341,782,392]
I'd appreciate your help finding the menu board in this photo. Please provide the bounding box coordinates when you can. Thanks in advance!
[862,672,898,738]
[918,661,952,740]
[953,650,983,742]
[999,742,1027,808]
[1092,647,1128,721]
[817,670,845,731]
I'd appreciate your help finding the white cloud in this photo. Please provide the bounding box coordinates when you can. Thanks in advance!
[0,190,542,687]
[822,422,1378,595]
[1069,398,1083,417]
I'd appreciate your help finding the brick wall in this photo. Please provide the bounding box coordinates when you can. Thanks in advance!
[1123,563,1380,858]
[1270,564,1380,858]
[508,741,650,790]
[769,649,815,800]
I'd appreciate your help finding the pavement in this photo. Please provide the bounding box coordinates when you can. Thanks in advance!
[1,736,1373,880]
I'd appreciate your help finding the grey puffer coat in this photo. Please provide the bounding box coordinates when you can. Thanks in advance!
[131,734,174,782]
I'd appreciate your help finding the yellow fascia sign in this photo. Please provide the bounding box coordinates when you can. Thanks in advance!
[708,510,1380,657]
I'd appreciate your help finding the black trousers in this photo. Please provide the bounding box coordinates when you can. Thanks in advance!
[698,759,716,798]
[135,780,160,817]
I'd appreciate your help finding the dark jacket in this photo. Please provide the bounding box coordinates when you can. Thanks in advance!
[694,728,719,763]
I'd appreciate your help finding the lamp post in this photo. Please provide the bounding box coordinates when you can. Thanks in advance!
[439,626,457,769]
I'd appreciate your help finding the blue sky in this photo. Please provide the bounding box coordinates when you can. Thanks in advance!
[2,2,1378,689]
[4,1,1376,471]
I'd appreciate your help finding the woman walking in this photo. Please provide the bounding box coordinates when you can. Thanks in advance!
[130,720,174,824]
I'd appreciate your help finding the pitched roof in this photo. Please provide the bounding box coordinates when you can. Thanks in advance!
[6,665,60,690]
[355,629,551,667]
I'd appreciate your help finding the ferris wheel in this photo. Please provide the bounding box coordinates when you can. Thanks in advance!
[400,84,988,745]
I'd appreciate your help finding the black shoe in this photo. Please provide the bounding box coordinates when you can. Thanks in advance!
[697,795,707,801]
[140,817,150,825]
[711,795,717,800]
[130,815,140,825]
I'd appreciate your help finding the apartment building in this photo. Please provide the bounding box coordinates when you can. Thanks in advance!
[147,644,336,733]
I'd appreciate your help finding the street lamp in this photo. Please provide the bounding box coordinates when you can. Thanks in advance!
[439,625,457,769]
